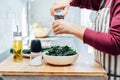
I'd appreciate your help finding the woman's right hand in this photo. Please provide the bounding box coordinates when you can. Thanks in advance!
[50,0,72,16]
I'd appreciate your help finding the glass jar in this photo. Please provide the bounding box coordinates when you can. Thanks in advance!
[13,32,23,62]
[54,9,64,20]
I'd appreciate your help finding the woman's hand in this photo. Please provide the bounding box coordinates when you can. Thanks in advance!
[52,20,75,34]
[50,0,72,16]
[52,20,86,40]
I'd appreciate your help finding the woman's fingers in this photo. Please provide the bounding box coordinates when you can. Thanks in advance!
[50,3,64,16]
[50,5,66,16]
[52,20,64,34]
[54,25,64,35]
[50,5,61,16]
[64,5,69,15]
[53,25,61,34]
[52,20,59,28]
[50,1,69,16]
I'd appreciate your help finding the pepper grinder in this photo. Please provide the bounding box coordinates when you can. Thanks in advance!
[54,9,64,20]
[30,39,42,66]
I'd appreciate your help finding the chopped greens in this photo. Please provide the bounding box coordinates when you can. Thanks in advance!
[10,48,31,54]
[43,46,77,56]
[10,45,77,56]
[0,75,3,80]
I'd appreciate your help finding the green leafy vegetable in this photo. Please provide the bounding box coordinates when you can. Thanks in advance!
[43,46,77,56]
[10,46,77,56]
[10,48,31,54]
[23,49,31,54]
[0,75,4,80]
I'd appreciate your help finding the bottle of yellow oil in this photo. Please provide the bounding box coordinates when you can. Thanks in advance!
[13,32,23,62]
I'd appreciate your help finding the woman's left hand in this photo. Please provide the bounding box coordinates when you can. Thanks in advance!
[52,19,77,34]
[52,19,86,40]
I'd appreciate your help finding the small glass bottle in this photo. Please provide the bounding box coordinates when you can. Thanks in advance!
[30,39,42,66]
[13,32,23,62]
[54,9,64,20]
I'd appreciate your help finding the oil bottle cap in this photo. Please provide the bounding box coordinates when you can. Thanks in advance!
[31,39,42,52]
[13,32,22,36]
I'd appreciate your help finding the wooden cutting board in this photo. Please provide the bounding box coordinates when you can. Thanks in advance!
[0,54,106,77]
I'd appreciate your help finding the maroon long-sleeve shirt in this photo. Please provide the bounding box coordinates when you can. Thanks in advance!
[70,0,120,55]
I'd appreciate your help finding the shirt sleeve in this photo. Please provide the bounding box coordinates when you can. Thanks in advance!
[70,0,102,11]
[83,1,120,56]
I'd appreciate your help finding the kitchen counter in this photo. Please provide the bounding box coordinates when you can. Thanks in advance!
[0,37,107,80]
[0,54,107,80]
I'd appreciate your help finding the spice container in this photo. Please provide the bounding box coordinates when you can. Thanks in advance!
[13,32,23,62]
[54,9,64,20]
[30,39,42,66]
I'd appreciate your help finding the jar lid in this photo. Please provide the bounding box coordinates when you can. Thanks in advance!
[31,39,42,52]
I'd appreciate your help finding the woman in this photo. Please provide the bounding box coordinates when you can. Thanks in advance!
[51,0,120,80]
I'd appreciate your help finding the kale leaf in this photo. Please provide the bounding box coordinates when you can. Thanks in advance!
[43,46,77,56]
[10,45,77,56]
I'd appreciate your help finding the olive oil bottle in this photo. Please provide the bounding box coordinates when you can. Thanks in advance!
[13,32,23,62]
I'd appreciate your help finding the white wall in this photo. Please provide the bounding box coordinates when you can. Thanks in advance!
[0,0,28,54]
[29,0,86,53]
[28,0,97,56]
[0,0,96,54]
[29,0,81,36]
[0,0,81,54]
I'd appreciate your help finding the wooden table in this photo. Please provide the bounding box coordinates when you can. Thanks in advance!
[0,54,107,80]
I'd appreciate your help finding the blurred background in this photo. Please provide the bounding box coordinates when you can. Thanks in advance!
[0,0,96,60]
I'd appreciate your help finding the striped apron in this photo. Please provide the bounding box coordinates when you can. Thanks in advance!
[94,0,120,80]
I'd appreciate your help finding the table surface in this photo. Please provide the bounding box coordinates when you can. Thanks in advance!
[0,54,106,77]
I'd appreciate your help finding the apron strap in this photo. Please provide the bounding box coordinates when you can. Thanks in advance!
[100,0,112,9]
[100,0,106,9]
